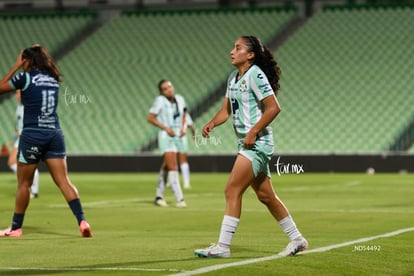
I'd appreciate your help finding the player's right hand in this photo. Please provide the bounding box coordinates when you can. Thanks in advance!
[166,127,175,137]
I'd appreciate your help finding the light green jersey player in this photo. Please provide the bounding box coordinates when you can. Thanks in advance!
[195,36,307,259]
[226,64,275,177]
[149,94,187,154]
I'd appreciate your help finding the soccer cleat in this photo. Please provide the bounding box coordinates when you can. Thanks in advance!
[79,220,92,238]
[154,198,169,207]
[176,200,187,208]
[194,243,231,258]
[0,227,22,237]
[278,237,308,256]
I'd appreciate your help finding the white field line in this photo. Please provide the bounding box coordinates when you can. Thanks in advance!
[49,196,414,214]
[0,227,412,274]
[278,180,362,192]
[345,180,361,186]
[48,193,219,208]
[169,227,414,276]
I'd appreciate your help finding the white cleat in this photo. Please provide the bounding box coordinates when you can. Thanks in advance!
[176,200,187,208]
[278,237,308,256]
[154,198,169,207]
[194,243,231,258]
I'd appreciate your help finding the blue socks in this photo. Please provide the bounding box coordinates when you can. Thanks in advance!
[68,198,86,225]
[10,199,85,230]
[11,213,25,230]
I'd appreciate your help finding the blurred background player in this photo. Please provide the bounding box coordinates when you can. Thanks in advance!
[0,45,92,237]
[159,112,196,191]
[148,79,187,208]
[8,89,40,198]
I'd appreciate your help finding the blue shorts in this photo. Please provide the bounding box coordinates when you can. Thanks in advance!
[18,128,66,164]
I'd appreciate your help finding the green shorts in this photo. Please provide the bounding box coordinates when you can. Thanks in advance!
[238,141,274,178]
[158,132,189,154]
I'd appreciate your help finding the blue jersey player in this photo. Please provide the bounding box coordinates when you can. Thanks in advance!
[0,45,92,238]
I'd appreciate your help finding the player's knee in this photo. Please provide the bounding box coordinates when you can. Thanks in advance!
[224,183,243,201]
[256,190,271,205]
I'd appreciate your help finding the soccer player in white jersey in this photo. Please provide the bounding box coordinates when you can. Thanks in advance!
[194,36,308,258]
[148,79,187,207]
[158,112,195,192]
[7,90,40,198]
[0,45,92,237]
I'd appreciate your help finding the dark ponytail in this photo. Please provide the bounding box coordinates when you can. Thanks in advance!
[22,45,61,82]
[242,36,281,94]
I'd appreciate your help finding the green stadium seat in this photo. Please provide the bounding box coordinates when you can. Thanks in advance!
[274,5,414,153]
[3,6,412,155]
[55,7,296,154]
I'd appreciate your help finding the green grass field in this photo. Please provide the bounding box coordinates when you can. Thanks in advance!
[0,172,413,275]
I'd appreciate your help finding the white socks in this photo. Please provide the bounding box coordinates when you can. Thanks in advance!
[168,170,184,203]
[180,162,190,188]
[30,169,40,195]
[156,169,167,198]
[278,215,303,241]
[9,163,17,173]
[218,215,240,248]
[216,215,302,249]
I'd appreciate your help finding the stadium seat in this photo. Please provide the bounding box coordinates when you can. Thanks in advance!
[55,7,296,154]
[2,6,412,155]
[273,5,414,153]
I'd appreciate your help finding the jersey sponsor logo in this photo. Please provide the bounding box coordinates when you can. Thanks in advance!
[32,74,58,88]
[257,73,264,79]
[38,115,56,129]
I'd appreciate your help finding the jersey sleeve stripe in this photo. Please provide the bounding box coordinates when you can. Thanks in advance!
[22,72,31,91]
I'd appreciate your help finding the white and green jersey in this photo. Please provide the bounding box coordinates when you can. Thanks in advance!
[226,64,275,147]
[149,94,187,136]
